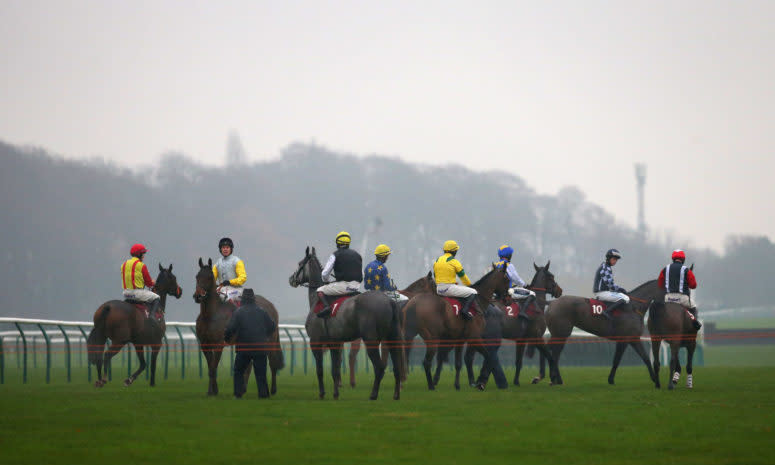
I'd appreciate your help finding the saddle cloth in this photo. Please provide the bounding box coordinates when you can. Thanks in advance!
[441,297,480,318]
[588,299,625,317]
[123,300,163,321]
[503,300,540,319]
[313,294,357,317]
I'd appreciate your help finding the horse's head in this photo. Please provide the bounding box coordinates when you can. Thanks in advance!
[154,263,182,300]
[530,260,563,298]
[194,257,215,303]
[289,246,321,288]
[473,263,511,300]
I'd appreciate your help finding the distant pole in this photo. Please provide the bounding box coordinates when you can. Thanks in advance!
[635,164,647,237]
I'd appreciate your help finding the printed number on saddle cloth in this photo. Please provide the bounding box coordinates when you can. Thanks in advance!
[506,305,516,317]
[452,304,460,315]
[592,304,604,315]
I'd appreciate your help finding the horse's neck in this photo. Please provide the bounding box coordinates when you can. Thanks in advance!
[200,289,221,318]
[159,293,168,310]
[534,290,548,308]
[307,287,318,309]
[472,275,498,304]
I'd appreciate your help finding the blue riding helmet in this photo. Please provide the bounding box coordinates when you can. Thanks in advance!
[498,245,514,259]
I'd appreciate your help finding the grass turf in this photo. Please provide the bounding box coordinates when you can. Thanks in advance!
[1,363,773,465]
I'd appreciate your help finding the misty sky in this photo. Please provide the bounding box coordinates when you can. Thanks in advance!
[2,0,773,252]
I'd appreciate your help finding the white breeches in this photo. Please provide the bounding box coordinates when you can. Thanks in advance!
[509,287,536,299]
[665,293,694,309]
[218,286,244,303]
[317,281,361,296]
[122,289,159,302]
[594,291,630,304]
[436,283,478,298]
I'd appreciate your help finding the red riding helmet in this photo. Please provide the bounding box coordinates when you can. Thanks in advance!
[671,249,686,262]
[130,243,148,256]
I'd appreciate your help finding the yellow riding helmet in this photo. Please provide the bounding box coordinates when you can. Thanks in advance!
[374,244,391,257]
[335,231,351,246]
[443,240,459,252]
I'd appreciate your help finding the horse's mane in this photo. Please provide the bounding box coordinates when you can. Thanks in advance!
[629,279,658,294]
[471,267,497,287]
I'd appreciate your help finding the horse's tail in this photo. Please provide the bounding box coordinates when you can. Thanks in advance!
[87,304,110,365]
[269,328,285,371]
[391,300,408,382]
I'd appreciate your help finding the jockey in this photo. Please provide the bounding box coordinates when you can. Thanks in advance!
[213,237,247,305]
[658,249,701,330]
[317,231,363,318]
[434,240,477,320]
[593,248,629,319]
[364,244,407,302]
[494,245,536,300]
[121,243,160,319]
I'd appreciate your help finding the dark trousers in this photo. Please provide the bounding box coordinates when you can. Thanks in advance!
[233,349,269,398]
[477,341,508,389]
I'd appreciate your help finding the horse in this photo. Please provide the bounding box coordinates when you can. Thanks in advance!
[464,261,563,387]
[193,257,284,396]
[345,272,435,388]
[288,246,405,400]
[648,301,699,389]
[544,279,664,386]
[87,264,182,388]
[401,264,511,391]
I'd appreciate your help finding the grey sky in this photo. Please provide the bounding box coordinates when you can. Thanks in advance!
[2,0,773,252]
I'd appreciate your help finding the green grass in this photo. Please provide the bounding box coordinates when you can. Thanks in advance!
[1,364,774,465]
[709,318,775,330]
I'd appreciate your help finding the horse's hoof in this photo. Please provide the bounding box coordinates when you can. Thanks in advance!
[270,387,277,395]
[393,393,400,400]
[319,393,325,400]
[333,394,339,400]
[350,382,356,389]
[469,382,477,388]
[455,384,460,391]
[531,377,541,384]
[369,393,378,400]
[608,378,615,385]
[427,385,435,391]
[123,378,133,387]
[668,382,675,390]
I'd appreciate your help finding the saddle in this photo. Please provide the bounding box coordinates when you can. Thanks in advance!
[313,293,358,317]
[441,296,480,318]
[123,299,163,321]
[503,298,540,319]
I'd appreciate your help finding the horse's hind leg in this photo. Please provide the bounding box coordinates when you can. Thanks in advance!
[149,345,161,387]
[685,340,696,389]
[630,340,659,388]
[422,344,438,390]
[532,342,554,385]
[330,345,343,400]
[453,345,464,391]
[548,337,567,385]
[98,343,124,387]
[464,344,477,387]
[608,342,628,385]
[206,348,224,396]
[365,342,386,400]
[650,339,662,389]
[514,341,527,386]
[432,347,450,387]
[125,344,147,386]
[348,340,361,388]
[668,342,681,390]
[312,348,326,399]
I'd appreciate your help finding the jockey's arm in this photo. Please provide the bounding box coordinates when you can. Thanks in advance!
[506,263,526,288]
[212,265,219,283]
[141,264,155,288]
[657,269,666,289]
[457,268,472,287]
[321,254,336,282]
[231,260,247,286]
[687,269,697,289]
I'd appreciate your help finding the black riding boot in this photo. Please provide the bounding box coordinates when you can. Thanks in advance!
[688,307,702,330]
[460,294,476,321]
[317,293,332,318]
[602,299,625,320]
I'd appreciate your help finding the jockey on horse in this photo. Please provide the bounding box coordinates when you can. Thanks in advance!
[121,243,160,322]
[658,249,701,330]
[433,240,477,320]
[213,237,247,306]
[593,248,629,319]
[494,244,536,330]
[316,231,363,318]
[364,243,408,307]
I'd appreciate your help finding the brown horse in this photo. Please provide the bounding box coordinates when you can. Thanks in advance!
[545,280,664,386]
[648,301,699,389]
[401,264,511,390]
[346,272,435,388]
[288,246,405,400]
[88,264,182,387]
[193,258,284,396]
[465,261,563,387]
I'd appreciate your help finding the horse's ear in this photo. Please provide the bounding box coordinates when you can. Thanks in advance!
[208,258,212,268]
[168,264,173,272]
[690,263,694,271]
[492,262,497,270]
[198,257,204,268]
[305,246,309,257]
[426,270,433,279]
[545,260,551,271]
[311,246,316,256]
[159,263,164,271]
[534,262,539,271]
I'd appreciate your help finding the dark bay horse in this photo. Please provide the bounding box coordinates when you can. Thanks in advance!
[346,272,435,388]
[401,265,511,391]
[465,261,563,387]
[545,280,664,386]
[648,301,699,389]
[288,246,405,400]
[194,258,284,396]
[88,264,182,387]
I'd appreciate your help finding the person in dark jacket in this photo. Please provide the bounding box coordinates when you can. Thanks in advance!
[473,304,508,390]
[223,288,277,399]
